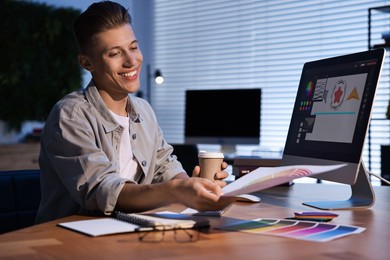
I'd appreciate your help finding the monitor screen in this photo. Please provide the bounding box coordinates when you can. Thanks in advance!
[281,49,385,186]
[184,88,261,151]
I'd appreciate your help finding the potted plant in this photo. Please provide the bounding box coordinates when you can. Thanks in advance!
[0,0,82,133]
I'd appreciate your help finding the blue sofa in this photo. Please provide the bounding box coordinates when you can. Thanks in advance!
[0,169,41,233]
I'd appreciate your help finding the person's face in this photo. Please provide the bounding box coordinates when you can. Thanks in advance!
[79,24,143,98]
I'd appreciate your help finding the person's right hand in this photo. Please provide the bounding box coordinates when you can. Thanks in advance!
[170,177,235,212]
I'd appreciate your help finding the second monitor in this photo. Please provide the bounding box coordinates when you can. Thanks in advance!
[184,88,261,155]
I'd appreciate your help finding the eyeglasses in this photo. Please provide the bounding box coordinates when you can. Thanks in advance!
[138,225,200,243]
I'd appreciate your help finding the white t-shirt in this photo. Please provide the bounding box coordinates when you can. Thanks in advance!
[110,111,138,181]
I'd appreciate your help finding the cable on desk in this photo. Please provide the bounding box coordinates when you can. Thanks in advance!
[368,171,390,185]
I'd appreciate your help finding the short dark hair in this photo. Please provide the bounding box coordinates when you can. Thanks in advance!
[73,1,132,53]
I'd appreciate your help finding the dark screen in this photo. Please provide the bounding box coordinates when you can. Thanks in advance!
[185,89,261,145]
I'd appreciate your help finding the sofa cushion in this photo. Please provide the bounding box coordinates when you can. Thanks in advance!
[0,169,40,233]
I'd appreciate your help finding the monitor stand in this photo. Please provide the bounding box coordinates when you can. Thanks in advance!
[220,145,237,158]
[303,162,375,210]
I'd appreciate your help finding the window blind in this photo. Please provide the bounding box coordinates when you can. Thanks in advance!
[140,0,390,181]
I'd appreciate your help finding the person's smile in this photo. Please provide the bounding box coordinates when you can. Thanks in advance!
[119,69,138,81]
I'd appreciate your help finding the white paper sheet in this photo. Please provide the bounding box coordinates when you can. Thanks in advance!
[222,164,347,197]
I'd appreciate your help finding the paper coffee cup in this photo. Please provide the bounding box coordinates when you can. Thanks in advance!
[198,151,224,181]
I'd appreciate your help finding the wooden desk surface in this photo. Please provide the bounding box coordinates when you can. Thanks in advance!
[0,183,389,260]
[0,143,40,170]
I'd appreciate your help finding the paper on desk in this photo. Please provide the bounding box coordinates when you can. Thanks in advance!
[58,211,209,237]
[222,164,347,197]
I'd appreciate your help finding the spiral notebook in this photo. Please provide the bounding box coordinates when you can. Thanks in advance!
[58,211,210,237]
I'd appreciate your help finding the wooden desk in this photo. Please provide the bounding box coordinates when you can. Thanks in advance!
[0,143,40,170]
[0,183,389,259]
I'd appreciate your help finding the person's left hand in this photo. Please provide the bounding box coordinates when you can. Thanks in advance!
[191,161,229,187]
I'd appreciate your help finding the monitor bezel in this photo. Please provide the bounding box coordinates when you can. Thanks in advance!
[184,88,261,148]
[281,48,386,185]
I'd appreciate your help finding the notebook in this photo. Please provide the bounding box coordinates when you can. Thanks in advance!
[58,211,210,237]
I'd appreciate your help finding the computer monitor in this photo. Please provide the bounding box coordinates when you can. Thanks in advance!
[185,88,261,155]
[281,48,386,210]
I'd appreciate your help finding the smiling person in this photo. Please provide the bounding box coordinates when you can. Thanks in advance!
[35,0,235,224]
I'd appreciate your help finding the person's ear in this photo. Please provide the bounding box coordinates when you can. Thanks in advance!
[78,54,94,71]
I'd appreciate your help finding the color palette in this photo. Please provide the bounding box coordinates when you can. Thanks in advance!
[217,218,365,242]
[306,81,314,96]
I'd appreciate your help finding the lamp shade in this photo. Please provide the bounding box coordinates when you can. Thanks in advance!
[154,70,164,84]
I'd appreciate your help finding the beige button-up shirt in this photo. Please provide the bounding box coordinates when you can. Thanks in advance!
[36,83,184,224]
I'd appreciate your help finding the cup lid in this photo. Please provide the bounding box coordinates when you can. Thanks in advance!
[198,151,224,158]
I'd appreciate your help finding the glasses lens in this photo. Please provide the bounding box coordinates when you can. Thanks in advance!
[138,229,164,243]
[174,228,199,243]
[138,226,199,243]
